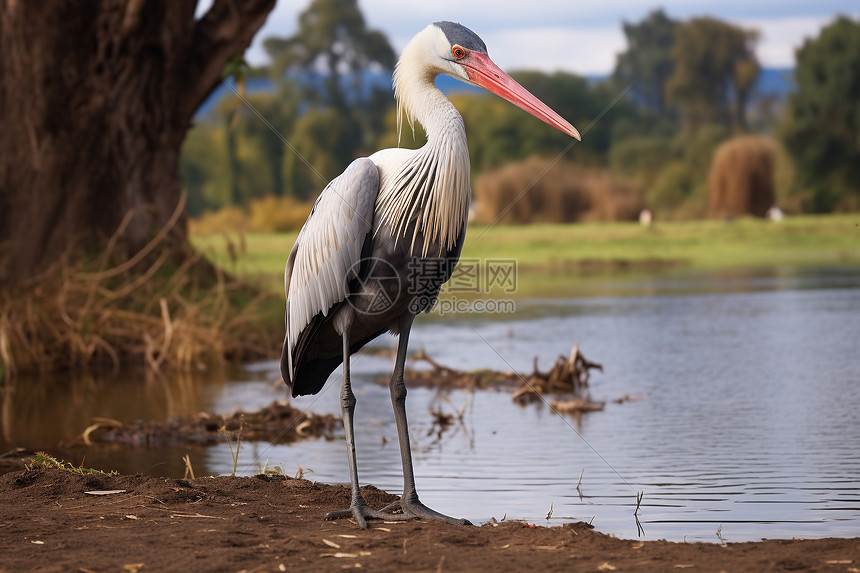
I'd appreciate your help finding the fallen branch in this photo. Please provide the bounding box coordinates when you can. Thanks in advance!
[512,343,603,405]
[405,344,603,409]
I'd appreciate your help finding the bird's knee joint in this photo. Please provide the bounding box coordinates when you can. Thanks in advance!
[390,379,407,402]
[340,391,356,412]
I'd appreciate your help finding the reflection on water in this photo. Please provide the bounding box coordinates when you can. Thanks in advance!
[0,365,262,476]
[2,265,859,542]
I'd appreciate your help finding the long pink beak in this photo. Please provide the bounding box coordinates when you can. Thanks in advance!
[462,52,581,141]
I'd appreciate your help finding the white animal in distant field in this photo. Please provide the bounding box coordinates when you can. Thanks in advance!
[766,205,785,222]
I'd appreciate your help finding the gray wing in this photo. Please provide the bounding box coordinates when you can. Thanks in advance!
[282,158,379,383]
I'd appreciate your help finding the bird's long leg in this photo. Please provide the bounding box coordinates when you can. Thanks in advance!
[324,309,411,528]
[387,312,472,526]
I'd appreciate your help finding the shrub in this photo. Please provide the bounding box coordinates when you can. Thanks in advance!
[248,196,312,233]
[189,205,248,235]
[190,196,313,235]
[609,136,674,189]
[640,125,729,219]
[649,161,696,213]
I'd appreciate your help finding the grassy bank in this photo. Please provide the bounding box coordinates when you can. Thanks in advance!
[192,214,859,292]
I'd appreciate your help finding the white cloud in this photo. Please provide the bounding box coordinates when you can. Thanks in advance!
[240,0,859,73]
[740,16,841,67]
[480,27,626,75]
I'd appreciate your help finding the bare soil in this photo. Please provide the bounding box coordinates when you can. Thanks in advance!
[1,468,857,573]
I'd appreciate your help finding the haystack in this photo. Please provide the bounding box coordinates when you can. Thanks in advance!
[708,136,776,218]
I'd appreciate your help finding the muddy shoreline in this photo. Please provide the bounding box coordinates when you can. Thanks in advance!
[77,400,339,448]
[1,468,857,573]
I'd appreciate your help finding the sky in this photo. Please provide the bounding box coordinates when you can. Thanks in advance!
[231,0,860,75]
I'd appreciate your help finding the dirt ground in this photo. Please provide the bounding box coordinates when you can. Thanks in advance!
[1,468,857,573]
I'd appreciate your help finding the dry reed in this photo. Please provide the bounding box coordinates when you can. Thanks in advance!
[0,194,281,381]
[708,135,776,218]
[473,156,644,224]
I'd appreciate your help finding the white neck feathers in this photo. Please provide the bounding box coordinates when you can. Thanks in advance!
[374,25,471,256]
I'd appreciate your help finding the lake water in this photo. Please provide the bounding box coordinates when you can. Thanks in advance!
[2,265,859,542]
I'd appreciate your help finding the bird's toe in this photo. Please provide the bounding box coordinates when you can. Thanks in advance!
[400,499,472,525]
[324,502,412,528]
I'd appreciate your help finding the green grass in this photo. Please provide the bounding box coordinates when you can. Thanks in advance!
[30,452,114,475]
[192,214,859,294]
[193,232,298,288]
[462,215,859,269]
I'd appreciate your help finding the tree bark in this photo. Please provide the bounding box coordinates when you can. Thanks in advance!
[0,0,275,286]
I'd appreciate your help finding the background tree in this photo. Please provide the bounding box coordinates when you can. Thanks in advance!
[241,87,300,198]
[261,0,394,197]
[666,17,759,132]
[0,0,276,286]
[264,0,393,113]
[613,9,678,121]
[782,16,860,212]
[221,80,300,203]
[284,108,363,200]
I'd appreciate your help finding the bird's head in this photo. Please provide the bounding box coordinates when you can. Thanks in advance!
[399,21,581,141]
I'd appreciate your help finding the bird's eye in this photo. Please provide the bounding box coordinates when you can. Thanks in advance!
[452,45,466,59]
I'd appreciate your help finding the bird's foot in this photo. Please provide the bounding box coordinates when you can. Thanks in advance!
[324,498,413,529]
[381,497,472,526]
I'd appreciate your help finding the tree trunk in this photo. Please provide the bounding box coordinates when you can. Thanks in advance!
[0,0,275,286]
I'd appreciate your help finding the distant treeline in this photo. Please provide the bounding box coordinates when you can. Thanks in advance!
[181,1,860,228]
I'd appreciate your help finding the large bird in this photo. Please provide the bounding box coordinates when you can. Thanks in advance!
[281,21,580,528]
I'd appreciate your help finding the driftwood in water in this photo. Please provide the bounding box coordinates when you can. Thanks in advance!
[549,397,606,414]
[406,344,604,412]
[403,348,520,391]
[511,343,603,407]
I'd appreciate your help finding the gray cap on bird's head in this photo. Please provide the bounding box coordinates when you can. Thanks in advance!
[433,21,487,53]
